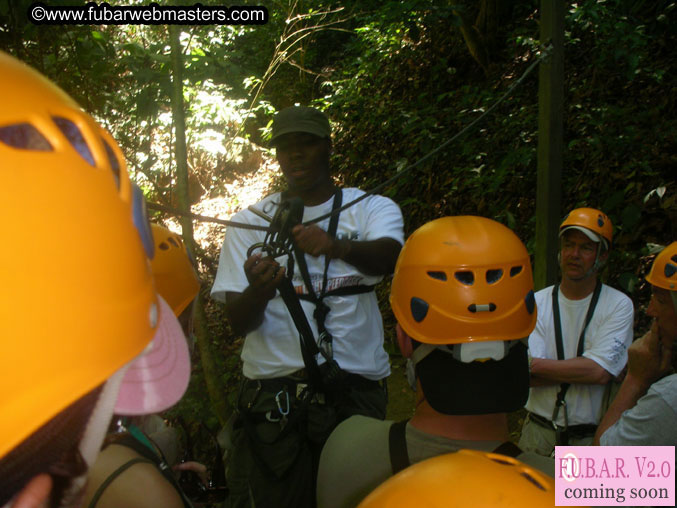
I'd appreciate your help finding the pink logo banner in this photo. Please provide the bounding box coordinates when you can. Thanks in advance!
[555,446,675,506]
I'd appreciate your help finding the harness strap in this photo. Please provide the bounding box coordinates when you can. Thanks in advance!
[293,188,343,349]
[93,430,194,508]
[388,420,410,475]
[491,441,523,458]
[277,277,324,388]
[551,281,602,441]
[87,458,155,508]
[388,420,525,475]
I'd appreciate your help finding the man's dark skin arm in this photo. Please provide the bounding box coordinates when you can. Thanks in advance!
[225,224,401,335]
[292,224,401,276]
[225,253,285,336]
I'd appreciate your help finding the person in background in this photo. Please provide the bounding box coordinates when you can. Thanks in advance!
[317,216,554,508]
[211,106,404,507]
[0,51,190,508]
[595,241,677,446]
[520,208,634,455]
[82,224,201,508]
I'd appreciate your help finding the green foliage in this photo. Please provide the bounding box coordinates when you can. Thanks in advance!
[2,0,676,477]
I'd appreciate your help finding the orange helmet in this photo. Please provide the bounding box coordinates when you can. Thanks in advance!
[390,216,536,346]
[560,207,613,247]
[0,51,158,461]
[150,224,200,317]
[646,242,677,292]
[359,449,563,508]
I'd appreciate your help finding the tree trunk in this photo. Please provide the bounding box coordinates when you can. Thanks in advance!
[169,25,231,425]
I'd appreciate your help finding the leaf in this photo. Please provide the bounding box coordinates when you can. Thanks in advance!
[618,272,639,294]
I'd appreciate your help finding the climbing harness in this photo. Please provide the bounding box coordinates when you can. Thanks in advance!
[550,280,602,445]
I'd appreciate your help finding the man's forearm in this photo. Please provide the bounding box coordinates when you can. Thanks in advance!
[331,237,401,276]
[593,375,650,444]
[225,289,270,336]
[530,357,612,385]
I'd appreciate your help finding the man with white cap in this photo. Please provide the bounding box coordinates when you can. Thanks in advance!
[0,51,190,508]
[519,207,634,455]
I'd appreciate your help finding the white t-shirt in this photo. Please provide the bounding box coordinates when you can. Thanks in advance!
[600,374,677,446]
[526,284,634,425]
[211,188,404,380]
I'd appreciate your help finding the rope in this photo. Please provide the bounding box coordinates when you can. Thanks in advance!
[146,44,553,231]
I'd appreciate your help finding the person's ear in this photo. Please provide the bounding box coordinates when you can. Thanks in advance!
[9,474,52,508]
[396,323,413,358]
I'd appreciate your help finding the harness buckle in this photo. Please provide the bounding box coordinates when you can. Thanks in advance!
[318,330,333,360]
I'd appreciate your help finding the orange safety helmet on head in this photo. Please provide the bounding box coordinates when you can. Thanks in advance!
[390,216,536,346]
[358,449,569,508]
[150,224,200,317]
[0,51,158,462]
[560,207,613,248]
[646,242,677,292]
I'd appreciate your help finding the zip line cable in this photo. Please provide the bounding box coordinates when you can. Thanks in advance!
[147,44,553,233]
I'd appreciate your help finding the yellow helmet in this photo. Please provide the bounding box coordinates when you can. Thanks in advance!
[560,207,613,247]
[359,450,564,508]
[390,216,536,345]
[150,224,200,316]
[0,51,158,461]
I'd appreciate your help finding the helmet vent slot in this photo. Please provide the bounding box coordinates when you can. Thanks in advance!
[454,271,474,285]
[0,123,52,151]
[159,242,170,251]
[520,472,548,491]
[427,271,447,281]
[168,237,180,248]
[101,137,121,185]
[52,116,94,166]
[510,265,523,277]
[486,269,503,284]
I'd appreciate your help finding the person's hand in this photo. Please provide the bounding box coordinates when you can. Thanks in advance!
[173,461,209,487]
[292,224,334,257]
[243,253,285,301]
[626,321,672,388]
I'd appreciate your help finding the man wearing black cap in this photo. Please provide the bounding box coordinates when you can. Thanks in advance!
[211,106,404,508]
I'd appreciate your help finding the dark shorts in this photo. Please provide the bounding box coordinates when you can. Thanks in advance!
[225,374,387,508]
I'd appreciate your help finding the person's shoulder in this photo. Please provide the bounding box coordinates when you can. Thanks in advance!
[232,192,282,224]
[84,444,184,508]
[651,373,677,393]
[342,187,400,209]
[332,414,391,438]
[534,285,555,305]
[600,283,634,309]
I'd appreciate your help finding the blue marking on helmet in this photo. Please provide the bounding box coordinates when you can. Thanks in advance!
[525,290,536,314]
[410,297,429,323]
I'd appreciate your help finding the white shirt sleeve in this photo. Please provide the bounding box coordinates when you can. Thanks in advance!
[210,212,261,302]
[362,194,404,245]
[582,290,634,377]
